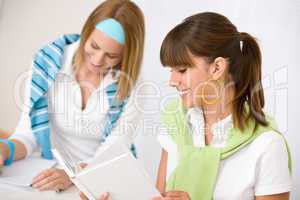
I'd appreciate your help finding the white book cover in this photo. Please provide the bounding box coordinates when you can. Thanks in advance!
[52,140,161,200]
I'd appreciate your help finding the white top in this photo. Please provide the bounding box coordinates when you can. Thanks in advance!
[10,41,142,163]
[158,107,293,199]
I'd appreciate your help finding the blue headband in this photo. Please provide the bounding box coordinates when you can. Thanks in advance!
[95,18,125,45]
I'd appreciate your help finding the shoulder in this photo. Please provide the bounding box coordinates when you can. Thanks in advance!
[252,130,292,195]
[250,130,288,156]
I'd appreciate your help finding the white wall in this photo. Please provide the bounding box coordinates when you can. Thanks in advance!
[0,0,299,198]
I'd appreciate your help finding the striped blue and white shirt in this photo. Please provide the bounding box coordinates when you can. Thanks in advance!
[10,40,142,163]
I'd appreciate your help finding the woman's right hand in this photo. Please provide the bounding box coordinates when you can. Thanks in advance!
[79,192,109,200]
[152,191,191,200]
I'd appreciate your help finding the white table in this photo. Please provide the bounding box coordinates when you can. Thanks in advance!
[0,183,81,200]
[0,152,83,199]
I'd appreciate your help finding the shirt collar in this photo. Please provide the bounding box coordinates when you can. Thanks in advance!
[98,68,120,91]
[186,107,233,148]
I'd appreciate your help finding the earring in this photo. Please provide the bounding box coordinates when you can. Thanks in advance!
[200,79,222,105]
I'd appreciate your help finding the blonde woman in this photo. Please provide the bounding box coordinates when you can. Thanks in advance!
[0,0,145,192]
[154,12,292,200]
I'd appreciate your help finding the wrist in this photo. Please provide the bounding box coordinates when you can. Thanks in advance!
[0,141,9,160]
[0,139,15,165]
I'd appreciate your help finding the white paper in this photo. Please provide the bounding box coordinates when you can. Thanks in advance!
[0,154,56,187]
[76,153,161,200]
[86,138,129,169]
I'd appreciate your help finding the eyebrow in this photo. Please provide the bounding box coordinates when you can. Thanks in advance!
[91,40,121,56]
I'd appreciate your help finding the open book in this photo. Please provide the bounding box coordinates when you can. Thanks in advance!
[52,140,160,200]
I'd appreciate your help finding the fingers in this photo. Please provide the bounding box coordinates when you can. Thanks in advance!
[158,191,190,200]
[152,197,181,200]
[32,168,54,185]
[79,163,88,169]
[165,191,183,197]
[32,171,60,188]
[99,192,109,200]
[152,197,163,200]
[79,192,109,200]
[38,179,64,191]
[79,192,88,200]
[31,168,71,191]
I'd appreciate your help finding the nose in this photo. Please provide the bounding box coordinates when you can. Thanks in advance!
[169,71,181,87]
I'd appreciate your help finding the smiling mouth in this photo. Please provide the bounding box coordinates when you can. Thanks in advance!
[91,62,102,68]
[178,88,190,96]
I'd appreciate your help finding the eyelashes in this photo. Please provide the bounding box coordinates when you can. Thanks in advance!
[178,69,187,73]
[91,42,99,50]
[90,42,119,59]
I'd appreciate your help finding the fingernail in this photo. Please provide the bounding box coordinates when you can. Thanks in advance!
[102,192,108,198]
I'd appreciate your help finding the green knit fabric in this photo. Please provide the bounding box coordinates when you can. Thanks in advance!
[162,99,292,200]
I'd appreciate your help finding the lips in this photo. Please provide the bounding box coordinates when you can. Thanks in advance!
[87,54,102,68]
[178,88,191,96]
[91,62,101,68]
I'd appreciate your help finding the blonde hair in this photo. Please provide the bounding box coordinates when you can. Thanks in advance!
[74,0,145,100]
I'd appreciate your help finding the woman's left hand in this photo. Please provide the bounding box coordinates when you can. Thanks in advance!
[31,168,73,191]
[79,192,109,200]
[152,191,190,200]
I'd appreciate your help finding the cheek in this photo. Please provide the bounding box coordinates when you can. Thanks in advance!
[84,46,93,61]
[188,71,207,91]
[83,44,94,59]
[188,71,210,104]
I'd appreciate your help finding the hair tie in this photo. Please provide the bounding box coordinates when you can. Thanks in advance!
[240,40,243,52]
[239,32,243,52]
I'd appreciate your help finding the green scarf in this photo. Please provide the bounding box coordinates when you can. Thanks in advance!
[162,99,292,200]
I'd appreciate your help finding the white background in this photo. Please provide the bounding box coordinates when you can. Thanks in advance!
[0,0,299,199]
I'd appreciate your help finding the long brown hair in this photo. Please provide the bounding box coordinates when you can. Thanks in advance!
[160,12,268,131]
[74,0,145,100]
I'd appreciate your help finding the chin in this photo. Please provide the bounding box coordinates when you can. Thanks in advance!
[87,64,102,74]
[181,97,194,109]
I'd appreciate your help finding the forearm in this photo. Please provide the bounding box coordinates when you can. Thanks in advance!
[0,139,27,161]
[156,149,168,194]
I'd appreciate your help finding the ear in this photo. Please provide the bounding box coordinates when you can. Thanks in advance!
[208,57,228,80]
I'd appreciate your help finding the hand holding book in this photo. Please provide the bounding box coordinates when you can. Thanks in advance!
[52,139,161,200]
[80,191,109,200]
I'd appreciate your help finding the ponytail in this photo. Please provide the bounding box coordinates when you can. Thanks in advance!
[231,32,268,131]
[159,12,268,132]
